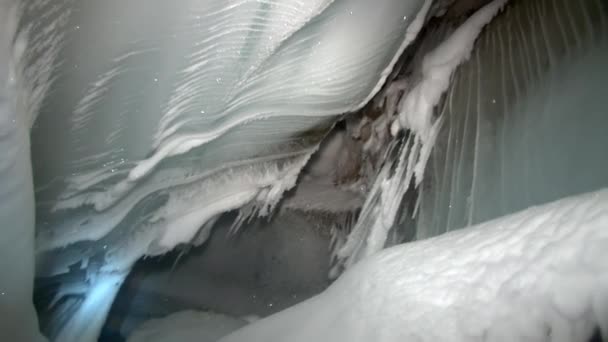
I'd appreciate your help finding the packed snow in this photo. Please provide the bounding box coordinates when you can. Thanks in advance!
[219,188,608,342]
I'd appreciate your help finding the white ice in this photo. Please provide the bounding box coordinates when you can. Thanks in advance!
[30,0,430,260]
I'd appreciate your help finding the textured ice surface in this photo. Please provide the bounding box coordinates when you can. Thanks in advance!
[417,0,608,238]
[53,272,127,342]
[333,0,608,273]
[22,0,431,340]
[0,2,46,341]
[220,188,608,342]
[28,0,429,262]
[16,0,608,340]
[104,212,332,338]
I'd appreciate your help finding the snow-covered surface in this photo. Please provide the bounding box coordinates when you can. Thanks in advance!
[127,311,247,342]
[219,188,608,342]
[332,0,508,273]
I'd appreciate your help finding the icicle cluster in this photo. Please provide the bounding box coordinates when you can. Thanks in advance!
[330,0,509,276]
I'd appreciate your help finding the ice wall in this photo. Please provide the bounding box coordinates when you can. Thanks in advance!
[29,0,429,269]
[220,189,608,342]
[0,1,46,340]
[20,0,432,340]
[417,0,608,238]
[332,0,508,272]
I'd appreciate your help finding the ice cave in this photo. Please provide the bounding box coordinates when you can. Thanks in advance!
[1,0,608,341]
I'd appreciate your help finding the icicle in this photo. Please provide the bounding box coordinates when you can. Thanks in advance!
[331,0,509,274]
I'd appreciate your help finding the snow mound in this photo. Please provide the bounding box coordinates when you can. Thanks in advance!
[219,188,608,342]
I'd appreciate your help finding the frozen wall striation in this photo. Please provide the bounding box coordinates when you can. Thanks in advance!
[331,0,508,274]
[220,188,608,342]
[127,310,248,342]
[417,0,608,238]
[25,0,432,340]
[17,0,71,129]
[0,1,47,341]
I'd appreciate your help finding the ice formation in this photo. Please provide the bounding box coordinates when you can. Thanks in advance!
[30,0,431,260]
[331,0,508,273]
[0,1,47,341]
[1,0,607,340]
[53,272,127,342]
[220,189,608,342]
[19,0,432,340]
[127,311,248,342]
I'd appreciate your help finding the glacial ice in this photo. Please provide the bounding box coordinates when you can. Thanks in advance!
[1,0,607,341]
[219,188,608,342]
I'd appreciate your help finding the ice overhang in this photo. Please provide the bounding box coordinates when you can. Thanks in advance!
[1,0,608,341]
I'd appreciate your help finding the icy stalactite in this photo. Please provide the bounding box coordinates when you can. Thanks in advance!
[331,0,509,274]
[220,188,608,342]
[25,1,438,339]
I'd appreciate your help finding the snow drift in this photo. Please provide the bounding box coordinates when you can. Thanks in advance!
[219,188,608,342]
